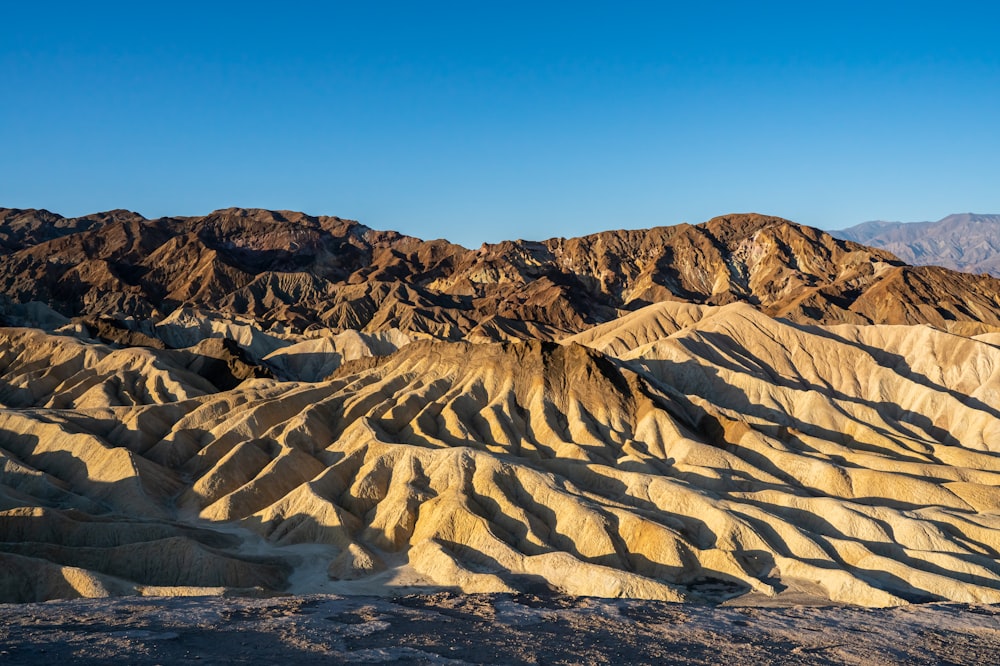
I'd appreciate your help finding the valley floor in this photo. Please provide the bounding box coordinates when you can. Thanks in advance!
[1,593,998,665]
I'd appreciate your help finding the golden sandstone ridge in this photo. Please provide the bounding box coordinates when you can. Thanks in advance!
[1,208,1000,607]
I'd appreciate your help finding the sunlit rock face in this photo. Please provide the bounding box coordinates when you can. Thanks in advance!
[2,208,1000,607]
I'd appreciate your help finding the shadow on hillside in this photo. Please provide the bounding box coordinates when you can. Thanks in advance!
[736,498,1000,592]
[636,330,998,458]
[723,506,951,604]
[785,321,1000,422]
[0,429,292,602]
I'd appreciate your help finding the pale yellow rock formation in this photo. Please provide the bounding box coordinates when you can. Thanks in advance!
[1,305,999,607]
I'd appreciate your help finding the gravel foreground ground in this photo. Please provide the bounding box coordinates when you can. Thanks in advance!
[1,593,999,665]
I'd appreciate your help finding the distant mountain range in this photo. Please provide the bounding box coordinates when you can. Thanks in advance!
[831,213,1000,277]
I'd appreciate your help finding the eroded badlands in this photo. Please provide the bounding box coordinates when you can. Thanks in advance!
[2,300,999,607]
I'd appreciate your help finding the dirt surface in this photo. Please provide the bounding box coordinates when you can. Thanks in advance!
[1,593,998,665]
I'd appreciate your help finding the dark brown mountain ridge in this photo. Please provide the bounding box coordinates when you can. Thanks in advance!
[3,207,1000,345]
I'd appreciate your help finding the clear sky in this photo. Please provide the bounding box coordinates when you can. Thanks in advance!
[2,1,998,247]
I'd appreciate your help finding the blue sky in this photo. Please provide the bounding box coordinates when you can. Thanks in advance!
[2,1,998,246]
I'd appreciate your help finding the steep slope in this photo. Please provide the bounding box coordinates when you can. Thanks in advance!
[833,213,1000,277]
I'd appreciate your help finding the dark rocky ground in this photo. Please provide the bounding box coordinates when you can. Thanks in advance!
[1,593,999,665]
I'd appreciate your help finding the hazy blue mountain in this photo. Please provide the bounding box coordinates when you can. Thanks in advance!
[832,213,1000,276]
